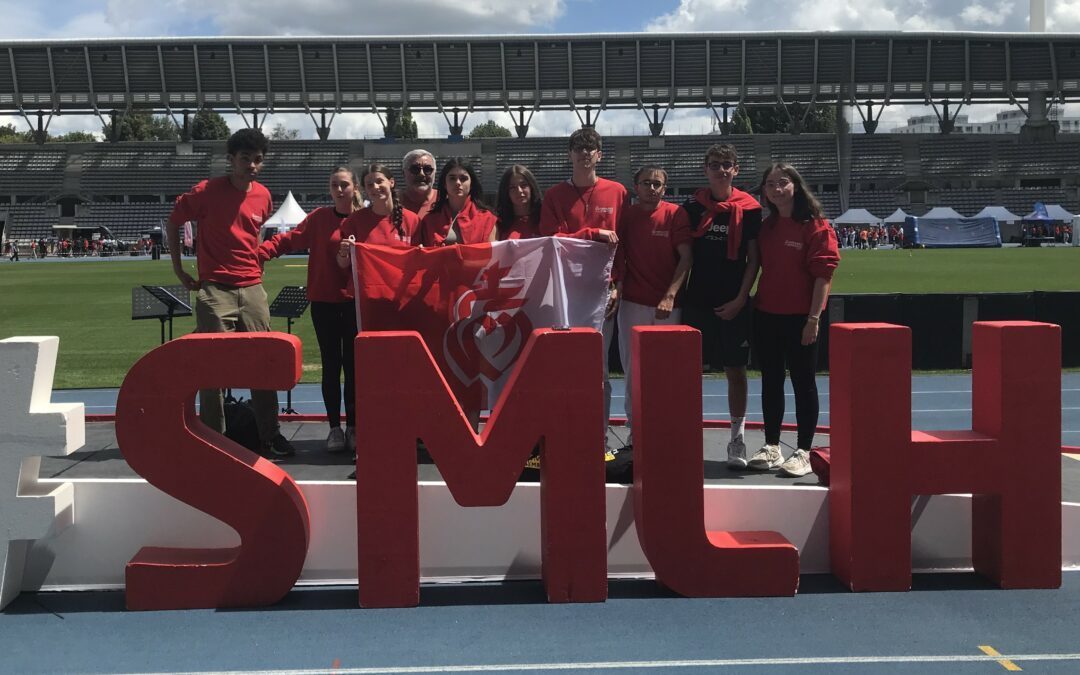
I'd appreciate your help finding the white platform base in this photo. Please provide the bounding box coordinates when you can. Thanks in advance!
[22,479,1080,593]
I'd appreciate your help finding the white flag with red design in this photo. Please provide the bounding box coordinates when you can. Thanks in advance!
[351,237,613,409]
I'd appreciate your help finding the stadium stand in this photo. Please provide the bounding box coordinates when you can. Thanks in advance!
[849,136,905,181]
[998,137,1080,176]
[253,141,351,195]
[929,188,1000,217]
[79,143,212,196]
[4,203,59,241]
[627,136,757,193]
[494,137,613,191]
[76,202,172,242]
[770,136,839,184]
[848,190,905,217]
[918,136,997,178]
[0,147,68,198]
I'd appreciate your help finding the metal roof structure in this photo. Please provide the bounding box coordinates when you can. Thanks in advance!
[1,32,1078,120]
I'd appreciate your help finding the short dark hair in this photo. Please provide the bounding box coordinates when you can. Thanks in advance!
[568,127,602,152]
[705,143,738,165]
[227,128,269,156]
[634,164,668,184]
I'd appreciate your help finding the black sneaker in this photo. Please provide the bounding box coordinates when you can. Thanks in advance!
[263,433,296,459]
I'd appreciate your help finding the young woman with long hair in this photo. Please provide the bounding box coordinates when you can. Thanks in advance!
[495,164,542,240]
[421,157,497,247]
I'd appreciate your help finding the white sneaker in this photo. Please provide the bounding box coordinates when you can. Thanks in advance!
[747,444,783,471]
[326,427,346,453]
[726,437,748,469]
[779,449,812,477]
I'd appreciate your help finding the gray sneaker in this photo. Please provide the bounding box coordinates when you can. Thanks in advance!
[726,437,748,469]
[747,444,783,471]
[779,449,812,477]
[345,426,356,454]
[326,427,346,453]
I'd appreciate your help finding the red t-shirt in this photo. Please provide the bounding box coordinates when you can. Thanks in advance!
[258,207,351,303]
[539,178,628,241]
[169,176,271,287]
[421,198,497,247]
[755,215,840,316]
[340,208,421,249]
[400,188,439,221]
[498,215,542,240]
[615,201,692,308]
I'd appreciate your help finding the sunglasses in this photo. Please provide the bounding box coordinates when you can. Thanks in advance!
[408,164,435,176]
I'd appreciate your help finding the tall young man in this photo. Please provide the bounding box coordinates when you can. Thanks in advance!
[539,127,627,461]
[614,165,692,447]
[682,144,761,468]
[166,128,295,459]
[399,149,439,220]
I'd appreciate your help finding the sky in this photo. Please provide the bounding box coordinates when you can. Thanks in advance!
[1,0,1077,139]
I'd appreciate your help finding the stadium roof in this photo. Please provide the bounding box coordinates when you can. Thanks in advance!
[1,31,1078,116]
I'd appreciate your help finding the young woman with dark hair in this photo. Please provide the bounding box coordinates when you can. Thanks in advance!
[745,163,840,478]
[495,164,542,240]
[422,158,497,247]
[259,167,363,452]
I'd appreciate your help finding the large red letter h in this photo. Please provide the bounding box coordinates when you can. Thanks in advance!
[830,321,1061,591]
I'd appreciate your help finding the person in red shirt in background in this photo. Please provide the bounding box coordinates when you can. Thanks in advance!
[259,167,363,454]
[614,165,692,452]
[399,149,439,220]
[747,163,840,478]
[166,128,295,459]
[539,127,627,466]
[495,165,542,240]
[422,158,497,246]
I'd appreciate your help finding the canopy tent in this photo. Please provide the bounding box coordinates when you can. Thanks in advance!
[1024,204,1075,222]
[974,206,1020,223]
[884,208,910,224]
[921,206,965,219]
[834,208,883,226]
[262,192,308,235]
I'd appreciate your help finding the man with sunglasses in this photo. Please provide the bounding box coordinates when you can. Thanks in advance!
[400,149,439,220]
[682,143,762,469]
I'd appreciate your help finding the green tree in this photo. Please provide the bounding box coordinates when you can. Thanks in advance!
[269,123,300,140]
[384,106,418,140]
[0,123,31,143]
[191,108,230,140]
[467,120,512,139]
[103,111,179,141]
[735,103,837,134]
[51,131,97,143]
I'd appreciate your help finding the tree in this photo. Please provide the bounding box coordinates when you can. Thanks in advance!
[269,123,300,141]
[191,108,230,141]
[102,111,179,142]
[52,131,98,143]
[0,123,31,144]
[734,103,837,134]
[467,120,512,139]
[384,106,418,140]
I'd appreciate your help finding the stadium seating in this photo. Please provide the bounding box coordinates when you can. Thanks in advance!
[918,136,996,178]
[770,135,838,183]
[80,143,211,195]
[849,136,905,181]
[4,203,59,241]
[253,141,351,194]
[929,188,1000,217]
[76,201,173,242]
[0,148,67,197]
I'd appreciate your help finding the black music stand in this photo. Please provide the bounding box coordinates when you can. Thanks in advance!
[133,285,192,344]
[269,285,309,413]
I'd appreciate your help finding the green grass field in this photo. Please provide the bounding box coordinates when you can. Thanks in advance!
[1,246,1078,389]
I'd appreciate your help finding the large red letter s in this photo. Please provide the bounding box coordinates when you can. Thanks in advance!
[355,329,607,608]
[116,333,310,610]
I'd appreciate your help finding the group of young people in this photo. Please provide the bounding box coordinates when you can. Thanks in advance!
[166,126,839,479]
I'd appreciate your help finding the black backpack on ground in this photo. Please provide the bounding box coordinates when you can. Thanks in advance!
[223,394,261,452]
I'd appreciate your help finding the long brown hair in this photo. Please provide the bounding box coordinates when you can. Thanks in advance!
[331,166,363,212]
[359,162,405,238]
[759,162,826,223]
[433,157,490,213]
[495,164,541,236]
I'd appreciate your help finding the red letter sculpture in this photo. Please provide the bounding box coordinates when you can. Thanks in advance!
[830,321,1061,591]
[355,329,606,608]
[117,333,310,610]
[631,325,799,596]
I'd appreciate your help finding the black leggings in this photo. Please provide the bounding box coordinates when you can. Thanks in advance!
[753,310,820,449]
[310,301,358,428]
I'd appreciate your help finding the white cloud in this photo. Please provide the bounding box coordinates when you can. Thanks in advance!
[960,2,1013,27]
[1048,0,1080,31]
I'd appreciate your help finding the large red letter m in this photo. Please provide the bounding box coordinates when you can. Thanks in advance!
[355,329,607,608]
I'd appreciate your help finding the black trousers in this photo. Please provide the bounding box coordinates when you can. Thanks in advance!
[310,301,358,428]
[753,309,820,450]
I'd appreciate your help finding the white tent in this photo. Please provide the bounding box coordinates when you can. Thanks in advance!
[262,191,308,236]
[1024,204,1075,222]
[920,206,965,219]
[884,208,909,224]
[834,208,883,226]
[974,206,1020,223]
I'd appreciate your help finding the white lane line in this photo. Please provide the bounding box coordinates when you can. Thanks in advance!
[127,652,1080,674]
